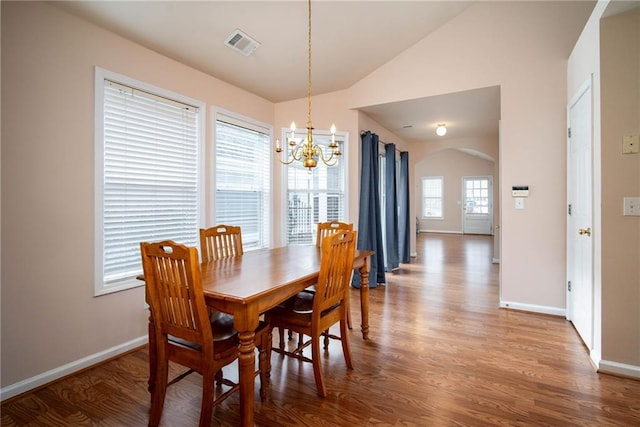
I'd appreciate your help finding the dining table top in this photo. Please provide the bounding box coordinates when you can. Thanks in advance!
[198,244,374,316]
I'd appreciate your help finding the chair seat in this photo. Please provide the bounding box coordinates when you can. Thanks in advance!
[278,290,314,313]
[209,310,236,340]
[168,317,268,355]
[278,291,340,317]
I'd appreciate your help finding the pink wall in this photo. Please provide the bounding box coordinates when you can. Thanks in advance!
[1,2,274,389]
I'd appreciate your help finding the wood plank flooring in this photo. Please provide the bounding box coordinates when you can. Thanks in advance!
[2,233,639,426]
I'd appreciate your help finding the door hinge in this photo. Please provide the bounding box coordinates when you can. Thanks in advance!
[568,281,572,292]
[568,204,572,215]
[568,128,572,138]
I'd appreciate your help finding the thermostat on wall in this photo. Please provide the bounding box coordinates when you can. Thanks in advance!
[512,185,529,197]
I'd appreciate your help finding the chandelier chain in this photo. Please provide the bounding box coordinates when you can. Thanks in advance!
[307,0,312,130]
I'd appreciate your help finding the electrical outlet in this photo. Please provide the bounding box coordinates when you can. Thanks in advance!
[622,135,639,154]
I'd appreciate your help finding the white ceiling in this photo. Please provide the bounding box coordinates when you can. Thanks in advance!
[51,0,596,145]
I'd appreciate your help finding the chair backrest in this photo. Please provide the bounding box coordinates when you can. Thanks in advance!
[199,225,243,262]
[316,221,353,248]
[314,230,357,315]
[140,240,212,353]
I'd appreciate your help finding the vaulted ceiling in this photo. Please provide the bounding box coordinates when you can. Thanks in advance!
[51,1,596,144]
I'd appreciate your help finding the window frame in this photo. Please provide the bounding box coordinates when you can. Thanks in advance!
[211,107,273,251]
[422,176,444,219]
[94,67,205,296]
[280,127,349,245]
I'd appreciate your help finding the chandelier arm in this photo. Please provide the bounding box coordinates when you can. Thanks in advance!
[278,145,305,165]
[314,144,340,167]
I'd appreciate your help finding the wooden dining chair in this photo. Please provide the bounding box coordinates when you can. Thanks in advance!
[266,230,357,397]
[310,221,355,325]
[140,240,270,427]
[199,225,243,332]
[284,221,355,346]
[315,221,353,247]
[199,224,243,262]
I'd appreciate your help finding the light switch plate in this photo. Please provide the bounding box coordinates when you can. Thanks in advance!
[622,135,639,154]
[623,197,640,216]
[515,197,525,210]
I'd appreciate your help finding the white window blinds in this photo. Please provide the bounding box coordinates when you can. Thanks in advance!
[97,77,201,295]
[285,131,345,245]
[215,115,271,250]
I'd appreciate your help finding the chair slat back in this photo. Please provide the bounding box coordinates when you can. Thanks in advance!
[140,241,211,349]
[316,221,353,248]
[314,230,357,315]
[200,225,243,262]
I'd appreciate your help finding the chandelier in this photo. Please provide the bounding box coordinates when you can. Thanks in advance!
[275,0,341,171]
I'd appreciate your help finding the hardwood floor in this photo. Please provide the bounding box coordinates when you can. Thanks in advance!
[2,233,639,426]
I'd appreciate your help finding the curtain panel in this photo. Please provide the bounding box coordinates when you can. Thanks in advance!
[353,131,386,288]
[384,143,400,271]
[399,151,411,263]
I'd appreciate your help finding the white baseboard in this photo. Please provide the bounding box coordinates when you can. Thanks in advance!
[598,359,640,380]
[499,300,566,317]
[419,229,463,234]
[0,336,148,402]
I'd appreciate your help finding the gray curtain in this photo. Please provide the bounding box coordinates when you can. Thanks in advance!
[352,131,385,288]
[384,143,399,271]
[398,151,411,263]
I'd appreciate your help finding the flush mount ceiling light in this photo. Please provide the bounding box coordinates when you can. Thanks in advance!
[436,123,447,136]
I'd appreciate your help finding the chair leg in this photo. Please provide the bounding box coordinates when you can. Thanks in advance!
[340,317,353,370]
[148,357,168,427]
[266,328,273,379]
[278,327,285,356]
[311,332,327,397]
[198,370,215,427]
[258,334,269,401]
[346,296,352,330]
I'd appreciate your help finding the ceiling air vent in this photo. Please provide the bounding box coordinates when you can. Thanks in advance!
[224,29,260,56]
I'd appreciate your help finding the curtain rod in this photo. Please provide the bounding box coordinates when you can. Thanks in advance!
[360,130,397,148]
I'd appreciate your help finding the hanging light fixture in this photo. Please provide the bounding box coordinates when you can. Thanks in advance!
[436,123,447,136]
[274,0,341,171]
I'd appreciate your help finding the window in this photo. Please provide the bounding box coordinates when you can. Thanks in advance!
[95,68,204,296]
[284,129,347,245]
[464,177,490,215]
[214,111,271,250]
[422,176,443,218]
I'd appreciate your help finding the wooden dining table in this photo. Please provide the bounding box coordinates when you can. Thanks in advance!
[145,244,373,427]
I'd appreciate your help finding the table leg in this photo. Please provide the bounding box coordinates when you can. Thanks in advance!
[358,258,370,340]
[238,330,256,426]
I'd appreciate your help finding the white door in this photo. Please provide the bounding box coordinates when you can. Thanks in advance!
[567,78,594,350]
[462,176,493,235]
